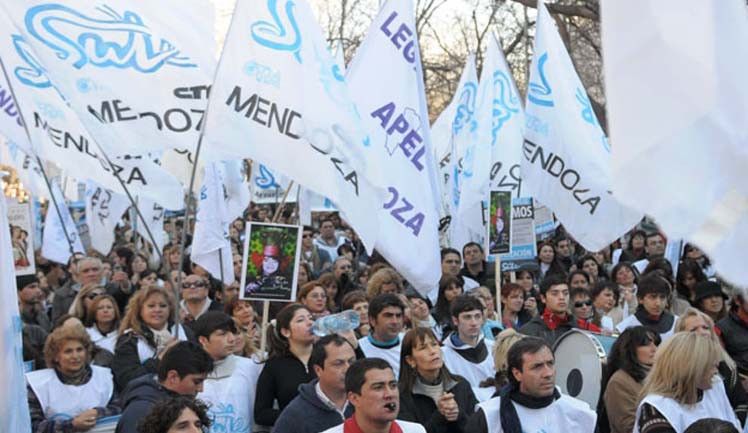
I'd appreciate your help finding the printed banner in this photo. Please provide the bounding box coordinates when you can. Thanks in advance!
[499,197,538,273]
[346,0,442,294]
[533,200,555,238]
[488,191,512,255]
[521,4,641,251]
[5,196,35,275]
[240,222,302,302]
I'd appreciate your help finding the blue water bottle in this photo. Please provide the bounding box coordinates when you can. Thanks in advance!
[312,310,361,336]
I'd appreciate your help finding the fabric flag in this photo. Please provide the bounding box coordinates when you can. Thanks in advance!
[521,4,641,251]
[0,1,216,156]
[0,75,31,152]
[346,0,441,293]
[601,0,748,284]
[0,193,32,433]
[85,182,130,255]
[202,0,383,251]
[447,56,480,250]
[457,34,525,251]
[135,198,167,255]
[0,140,49,200]
[222,159,251,220]
[250,163,294,204]
[42,181,84,263]
[192,163,235,284]
[0,15,186,210]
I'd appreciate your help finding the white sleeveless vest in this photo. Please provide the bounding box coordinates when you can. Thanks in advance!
[615,314,678,341]
[131,324,189,364]
[477,389,597,433]
[357,334,403,378]
[86,326,117,353]
[26,365,113,420]
[634,379,740,433]
[441,337,496,402]
[198,354,265,433]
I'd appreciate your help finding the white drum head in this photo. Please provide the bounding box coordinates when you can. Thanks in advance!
[553,330,605,408]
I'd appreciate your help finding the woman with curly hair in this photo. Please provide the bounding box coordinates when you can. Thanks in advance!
[112,286,192,391]
[366,267,404,299]
[137,396,211,433]
[26,325,120,433]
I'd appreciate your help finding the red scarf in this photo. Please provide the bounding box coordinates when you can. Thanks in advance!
[541,308,569,331]
[343,417,403,433]
[576,318,602,333]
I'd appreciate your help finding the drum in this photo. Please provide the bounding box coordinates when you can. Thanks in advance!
[553,329,616,408]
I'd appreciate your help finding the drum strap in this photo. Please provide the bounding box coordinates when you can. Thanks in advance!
[499,384,560,433]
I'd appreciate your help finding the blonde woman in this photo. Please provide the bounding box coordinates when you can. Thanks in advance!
[366,267,404,299]
[490,329,526,389]
[634,332,741,432]
[111,286,192,391]
[676,308,748,425]
[68,283,107,321]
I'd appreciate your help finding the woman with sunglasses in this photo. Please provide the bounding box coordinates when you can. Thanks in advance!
[570,287,602,333]
[68,284,108,321]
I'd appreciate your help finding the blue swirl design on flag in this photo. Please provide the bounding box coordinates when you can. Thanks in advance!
[255,164,280,190]
[16,3,195,87]
[251,0,302,63]
[452,81,477,135]
[575,88,610,152]
[491,70,520,144]
[528,53,554,107]
[12,34,51,88]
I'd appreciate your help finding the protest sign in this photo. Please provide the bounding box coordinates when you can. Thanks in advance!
[499,197,538,273]
[533,200,555,240]
[488,191,512,255]
[240,222,302,302]
[5,196,35,275]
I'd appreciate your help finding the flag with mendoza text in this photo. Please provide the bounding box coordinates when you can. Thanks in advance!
[521,4,641,251]
[42,181,84,263]
[85,182,130,255]
[0,0,217,156]
[0,194,32,433]
[346,0,441,294]
[602,0,748,284]
[0,13,186,210]
[202,0,383,251]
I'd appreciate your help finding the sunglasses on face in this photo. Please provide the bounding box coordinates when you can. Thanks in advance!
[183,282,206,289]
[574,300,593,308]
[86,292,105,300]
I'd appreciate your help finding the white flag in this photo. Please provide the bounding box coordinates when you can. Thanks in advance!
[522,4,641,251]
[85,182,130,255]
[136,198,167,255]
[192,163,234,284]
[250,163,294,204]
[202,0,383,251]
[347,0,441,293]
[0,140,49,200]
[602,0,748,284]
[0,76,31,152]
[222,159,250,221]
[0,1,216,155]
[0,15,186,210]
[42,181,84,264]
[0,194,31,433]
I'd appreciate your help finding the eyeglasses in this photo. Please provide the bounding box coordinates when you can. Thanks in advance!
[574,300,593,308]
[86,292,105,300]
[183,282,207,289]
[308,293,327,299]
[302,234,312,239]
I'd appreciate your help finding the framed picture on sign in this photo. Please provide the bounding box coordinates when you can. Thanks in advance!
[240,222,302,302]
[6,196,36,276]
[488,191,512,255]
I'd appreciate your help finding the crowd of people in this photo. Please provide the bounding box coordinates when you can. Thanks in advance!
[15,207,748,433]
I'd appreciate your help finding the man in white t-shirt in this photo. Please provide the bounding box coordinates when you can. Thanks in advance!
[320,358,425,433]
[314,218,348,261]
[357,294,405,378]
[465,337,596,433]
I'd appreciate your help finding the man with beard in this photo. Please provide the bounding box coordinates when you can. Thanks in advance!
[320,358,425,433]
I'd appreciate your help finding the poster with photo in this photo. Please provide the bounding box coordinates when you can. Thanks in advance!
[6,196,36,275]
[488,191,512,255]
[240,222,302,302]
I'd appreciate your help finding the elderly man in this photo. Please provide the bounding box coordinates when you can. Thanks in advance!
[52,256,130,322]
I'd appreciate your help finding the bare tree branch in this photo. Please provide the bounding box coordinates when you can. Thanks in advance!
[509,0,599,20]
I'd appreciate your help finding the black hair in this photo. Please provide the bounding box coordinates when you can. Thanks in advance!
[345,357,393,395]
[576,254,606,279]
[675,259,707,301]
[604,326,660,384]
[309,334,351,370]
[266,303,310,361]
[157,341,214,381]
[627,229,647,251]
[683,419,739,433]
[462,242,483,255]
[449,294,484,318]
[398,328,458,393]
[637,273,671,299]
[642,257,675,286]
[590,280,620,305]
[137,396,211,433]
[645,231,665,244]
[567,270,590,286]
[434,276,463,325]
[611,262,639,286]
[302,225,315,233]
[192,312,237,339]
[506,337,551,387]
[569,287,591,301]
[368,293,405,320]
[539,274,567,296]
[440,248,461,262]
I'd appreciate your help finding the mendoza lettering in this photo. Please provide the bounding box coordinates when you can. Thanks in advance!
[88,97,206,133]
[383,186,425,237]
[33,113,147,185]
[226,85,361,195]
[0,85,22,126]
[522,139,600,215]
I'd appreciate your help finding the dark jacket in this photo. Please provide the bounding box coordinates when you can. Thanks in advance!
[111,324,195,391]
[460,262,496,291]
[398,376,478,433]
[116,375,177,433]
[272,380,353,433]
[518,315,577,348]
[718,311,748,376]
